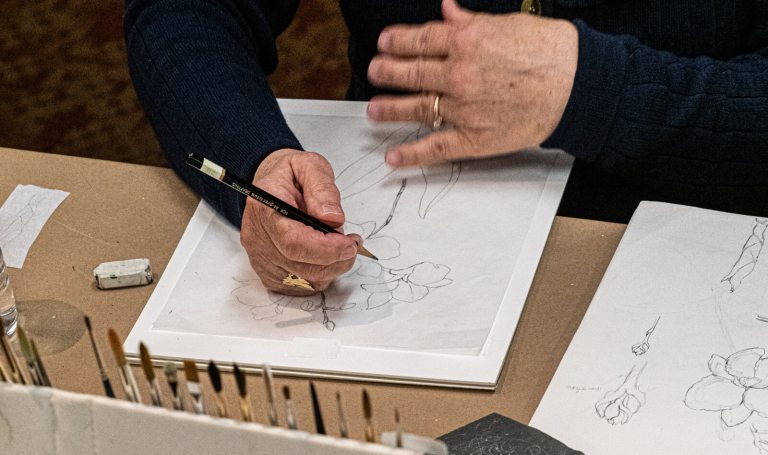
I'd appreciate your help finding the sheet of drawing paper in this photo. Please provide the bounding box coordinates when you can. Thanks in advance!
[127,100,571,387]
[531,201,768,454]
[0,184,69,268]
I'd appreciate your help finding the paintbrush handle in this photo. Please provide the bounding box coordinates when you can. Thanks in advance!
[150,381,163,407]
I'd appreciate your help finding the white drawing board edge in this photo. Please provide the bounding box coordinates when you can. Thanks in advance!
[124,99,573,389]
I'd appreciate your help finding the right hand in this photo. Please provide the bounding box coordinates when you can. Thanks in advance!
[240,148,362,295]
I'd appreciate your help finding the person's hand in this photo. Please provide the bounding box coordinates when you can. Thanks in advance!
[366,0,578,167]
[240,148,362,295]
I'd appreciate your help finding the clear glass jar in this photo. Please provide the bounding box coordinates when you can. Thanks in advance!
[0,248,18,337]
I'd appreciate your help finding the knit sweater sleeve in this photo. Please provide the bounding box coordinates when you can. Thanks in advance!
[124,0,302,227]
[543,19,768,188]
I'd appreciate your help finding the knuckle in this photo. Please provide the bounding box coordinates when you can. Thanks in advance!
[417,27,432,53]
[430,135,451,161]
[310,180,340,197]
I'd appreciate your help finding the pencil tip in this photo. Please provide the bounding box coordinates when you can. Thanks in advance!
[357,245,378,261]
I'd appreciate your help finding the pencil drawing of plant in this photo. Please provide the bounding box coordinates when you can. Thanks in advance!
[361,262,453,309]
[631,316,660,356]
[684,348,768,429]
[722,218,768,292]
[0,195,44,245]
[595,363,647,425]
[752,423,768,454]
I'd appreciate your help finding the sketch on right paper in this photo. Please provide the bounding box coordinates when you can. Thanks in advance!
[595,363,647,425]
[631,316,660,356]
[684,347,768,453]
[721,218,768,292]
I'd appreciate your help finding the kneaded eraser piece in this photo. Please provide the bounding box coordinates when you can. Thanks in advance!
[93,259,153,290]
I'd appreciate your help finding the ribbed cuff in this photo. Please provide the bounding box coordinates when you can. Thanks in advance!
[542,20,628,163]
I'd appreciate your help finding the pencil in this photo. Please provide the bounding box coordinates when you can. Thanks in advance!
[185,153,378,260]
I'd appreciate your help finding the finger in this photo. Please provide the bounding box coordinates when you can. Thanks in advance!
[385,130,468,167]
[378,22,452,57]
[368,56,448,92]
[291,152,345,227]
[268,220,360,265]
[368,93,447,124]
[442,0,474,23]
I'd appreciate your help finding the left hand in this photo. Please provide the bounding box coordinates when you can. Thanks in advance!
[366,0,578,167]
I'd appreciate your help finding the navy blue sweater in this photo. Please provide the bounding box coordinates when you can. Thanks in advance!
[125,0,768,224]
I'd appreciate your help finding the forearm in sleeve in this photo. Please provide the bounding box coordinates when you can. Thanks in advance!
[124,0,302,226]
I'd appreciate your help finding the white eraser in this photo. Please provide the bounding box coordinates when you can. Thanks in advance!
[93,258,153,290]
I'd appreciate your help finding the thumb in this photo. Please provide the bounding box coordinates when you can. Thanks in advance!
[442,0,473,23]
[293,153,346,228]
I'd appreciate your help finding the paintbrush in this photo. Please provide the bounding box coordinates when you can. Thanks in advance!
[16,326,41,386]
[395,408,403,448]
[263,363,278,426]
[363,389,375,443]
[207,360,228,418]
[30,339,50,387]
[183,360,204,414]
[282,385,298,430]
[139,342,162,407]
[0,329,25,384]
[0,354,9,382]
[107,328,141,403]
[309,381,326,435]
[164,361,183,410]
[233,363,254,422]
[335,391,349,438]
[84,316,114,397]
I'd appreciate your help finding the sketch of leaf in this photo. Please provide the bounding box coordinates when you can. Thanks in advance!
[595,363,646,425]
[721,218,768,292]
[361,262,453,309]
[631,316,660,356]
[418,161,462,219]
[335,125,414,199]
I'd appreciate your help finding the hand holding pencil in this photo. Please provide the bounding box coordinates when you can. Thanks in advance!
[188,149,370,295]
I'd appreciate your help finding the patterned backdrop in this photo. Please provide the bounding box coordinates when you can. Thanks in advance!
[0,0,349,167]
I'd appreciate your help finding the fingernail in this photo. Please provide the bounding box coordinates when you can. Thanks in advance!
[367,102,380,120]
[322,204,343,216]
[368,60,380,80]
[385,148,402,167]
[345,244,357,258]
[378,31,390,51]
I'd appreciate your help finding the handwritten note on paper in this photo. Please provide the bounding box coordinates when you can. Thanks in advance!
[0,185,69,268]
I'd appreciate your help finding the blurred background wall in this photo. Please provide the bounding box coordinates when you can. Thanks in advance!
[0,0,350,167]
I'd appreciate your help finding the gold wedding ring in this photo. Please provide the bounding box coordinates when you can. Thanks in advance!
[432,94,443,130]
[282,273,315,291]
[521,0,542,15]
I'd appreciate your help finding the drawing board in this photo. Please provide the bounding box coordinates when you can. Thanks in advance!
[125,100,572,388]
[531,201,768,453]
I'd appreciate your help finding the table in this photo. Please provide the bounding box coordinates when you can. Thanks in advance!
[0,146,626,440]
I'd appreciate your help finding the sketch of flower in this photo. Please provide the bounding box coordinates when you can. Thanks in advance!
[595,363,647,425]
[631,316,660,356]
[361,262,453,309]
[684,348,768,428]
[345,221,400,261]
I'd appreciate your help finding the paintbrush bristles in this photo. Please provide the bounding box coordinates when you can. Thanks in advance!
[183,360,199,383]
[362,389,372,419]
[139,343,155,381]
[233,363,246,397]
[107,329,126,367]
[282,385,290,400]
[208,360,222,393]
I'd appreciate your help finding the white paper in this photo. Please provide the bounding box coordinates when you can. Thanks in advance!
[0,382,411,455]
[0,184,69,268]
[126,99,572,388]
[531,201,768,454]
